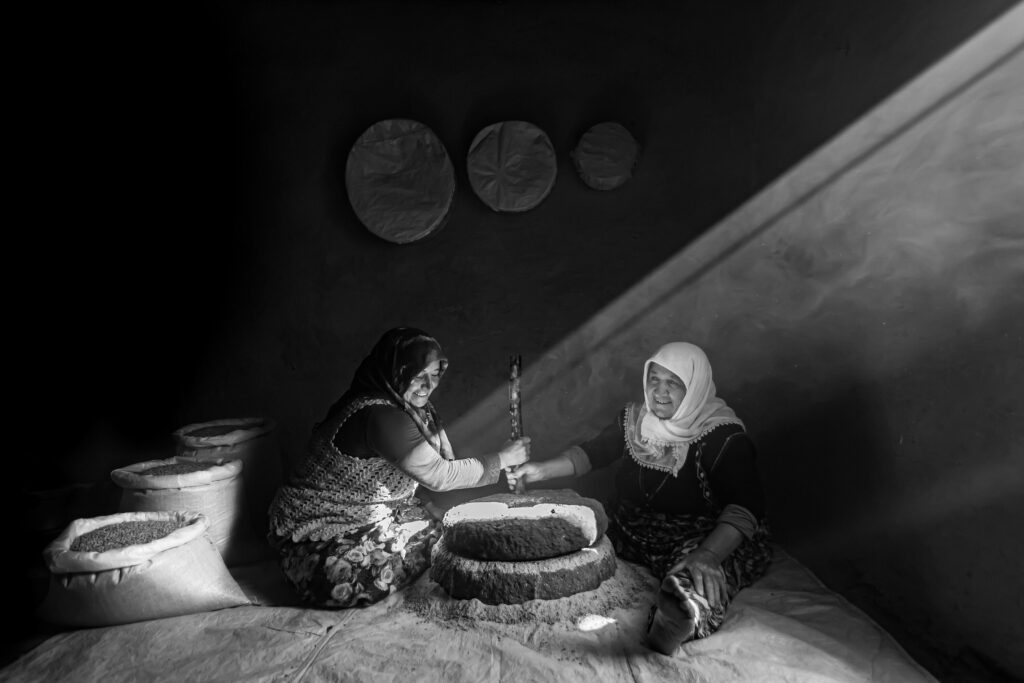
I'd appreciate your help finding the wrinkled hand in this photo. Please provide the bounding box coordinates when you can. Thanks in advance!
[499,437,531,469]
[669,549,728,609]
[506,461,545,490]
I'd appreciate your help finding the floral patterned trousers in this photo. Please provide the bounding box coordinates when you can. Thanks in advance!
[272,503,442,608]
[608,499,773,641]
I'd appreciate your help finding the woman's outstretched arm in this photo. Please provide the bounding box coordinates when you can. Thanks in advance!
[506,446,583,488]
[366,406,530,491]
[397,435,530,491]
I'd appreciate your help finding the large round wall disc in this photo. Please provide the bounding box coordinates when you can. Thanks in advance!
[466,120,557,213]
[571,121,639,191]
[345,119,456,244]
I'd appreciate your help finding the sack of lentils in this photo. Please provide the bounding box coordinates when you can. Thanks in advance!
[36,511,250,627]
[172,417,282,550]
[111,457,267,566]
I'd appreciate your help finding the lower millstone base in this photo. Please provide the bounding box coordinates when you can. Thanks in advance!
[430,535,617,605]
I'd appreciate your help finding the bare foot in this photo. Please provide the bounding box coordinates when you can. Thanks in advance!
[646,591,696,656]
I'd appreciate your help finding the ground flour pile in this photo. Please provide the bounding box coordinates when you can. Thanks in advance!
[403,558,655,628]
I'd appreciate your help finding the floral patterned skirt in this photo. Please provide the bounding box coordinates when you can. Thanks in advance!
[270,501,441,608]
[608,499,773,640]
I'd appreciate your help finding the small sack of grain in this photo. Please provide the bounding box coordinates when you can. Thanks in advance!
[36,511,251,627]
[111,457,266,566]
[173,417,283,546]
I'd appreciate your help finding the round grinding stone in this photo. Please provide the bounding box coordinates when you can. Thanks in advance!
[430,534,617,605]
[441,489,609,561]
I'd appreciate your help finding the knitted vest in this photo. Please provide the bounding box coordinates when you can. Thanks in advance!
[268,398,420,543]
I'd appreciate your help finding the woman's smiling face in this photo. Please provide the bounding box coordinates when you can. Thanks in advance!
[403,353,443,408]
[646,362,687,419]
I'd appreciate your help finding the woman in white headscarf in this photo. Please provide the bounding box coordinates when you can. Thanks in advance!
[508,342,772,656]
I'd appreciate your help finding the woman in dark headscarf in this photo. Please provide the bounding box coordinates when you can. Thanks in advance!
[508,342,772,655]
[268,327,531,608]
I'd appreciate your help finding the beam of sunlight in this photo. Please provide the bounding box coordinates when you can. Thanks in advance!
[576,614,617,632]
[447,5,1024,462]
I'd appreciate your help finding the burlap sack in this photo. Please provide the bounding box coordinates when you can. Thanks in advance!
[112,457,267,566]
[172,417,282,552]
[36,511,251,627]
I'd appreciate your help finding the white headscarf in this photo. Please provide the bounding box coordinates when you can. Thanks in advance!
[639,342,742,445]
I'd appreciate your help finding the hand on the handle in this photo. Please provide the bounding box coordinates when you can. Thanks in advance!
[504,470,527,493]
[499,437,531,469]
[507,461,546,489]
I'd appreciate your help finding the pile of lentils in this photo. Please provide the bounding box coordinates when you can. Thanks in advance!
[70,519,186,553]
[139,460,217,476]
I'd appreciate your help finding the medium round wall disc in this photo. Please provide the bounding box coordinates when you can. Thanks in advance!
[466,120,557,213]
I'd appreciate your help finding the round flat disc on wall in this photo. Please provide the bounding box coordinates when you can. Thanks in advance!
[467,121,557,213]
[346,119,456,244]
[571,121,639,190]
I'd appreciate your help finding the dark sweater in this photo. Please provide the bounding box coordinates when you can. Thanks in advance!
[580,410,766,518]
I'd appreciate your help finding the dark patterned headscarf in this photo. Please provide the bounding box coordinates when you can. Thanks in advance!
[324,327,449,453]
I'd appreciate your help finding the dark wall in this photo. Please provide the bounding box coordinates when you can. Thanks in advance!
[15,0,1015,481]
[9,0,1020,676]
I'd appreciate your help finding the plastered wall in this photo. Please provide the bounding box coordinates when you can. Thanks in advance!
[449,13,1024,675]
